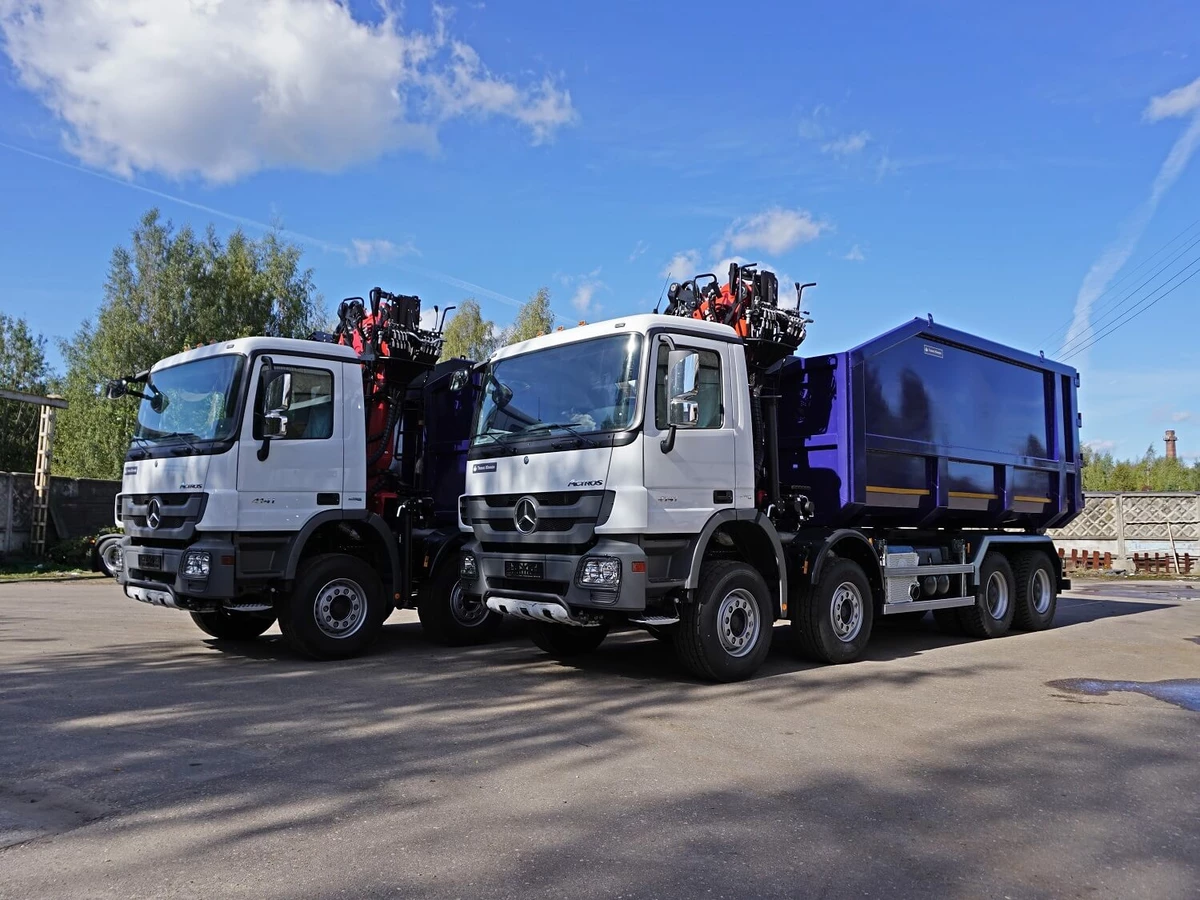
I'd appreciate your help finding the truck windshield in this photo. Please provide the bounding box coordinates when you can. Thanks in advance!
[133,355,246,445]
[473,334,643,445]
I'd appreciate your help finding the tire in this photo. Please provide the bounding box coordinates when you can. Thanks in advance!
[417,563,500,646]
[190,609,275,640]
[958,551,1016,638]
[96,535,123,578]
[529,622,609,658]
[1013,551,1058,631]
[276,553,387,660]
[790,557,873,664]
[674,560,774,682]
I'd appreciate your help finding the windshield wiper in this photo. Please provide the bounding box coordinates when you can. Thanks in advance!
[138,430,203,455]
[522,422,599,448]
[474,428,520,454]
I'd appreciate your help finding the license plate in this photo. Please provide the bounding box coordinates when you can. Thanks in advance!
[505,560,544,579]
[138,553,163,570]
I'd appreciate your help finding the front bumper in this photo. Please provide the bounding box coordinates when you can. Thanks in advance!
[461,538,648,615]
[116,536,237,610]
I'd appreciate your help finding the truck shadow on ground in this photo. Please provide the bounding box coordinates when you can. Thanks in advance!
[0,587,1195,898]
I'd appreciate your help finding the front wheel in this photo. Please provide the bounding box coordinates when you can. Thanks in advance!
[418,563,501,646]
[97,535,123,578]
[674,560,774,682]
[190,609,275,641]
[790,557,873,664]
[277,553,387,660]
[529,622,609,658]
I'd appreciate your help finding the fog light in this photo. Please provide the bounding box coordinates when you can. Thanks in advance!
[182,551,211,577]
[578,557,620,588]
[460,552,478,580]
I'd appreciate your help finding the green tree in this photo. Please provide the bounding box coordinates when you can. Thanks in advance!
[0,314,53,472]
[440,299,498,361]
[1081,442,1200,492]
[55,209,323,480]
[502,287,555,345]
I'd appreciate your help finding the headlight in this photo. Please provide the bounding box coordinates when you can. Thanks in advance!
[459,552,478,580]
[577,557,620,588]
[182,550,211,577]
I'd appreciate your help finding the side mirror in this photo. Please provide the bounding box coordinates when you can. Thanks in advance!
[105,379,127,400]
[449,368,470,392]
[261,412,289,438]
[668,396,699,427]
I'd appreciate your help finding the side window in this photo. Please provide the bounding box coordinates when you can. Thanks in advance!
[253,364,334,440]
[655,346,723,430]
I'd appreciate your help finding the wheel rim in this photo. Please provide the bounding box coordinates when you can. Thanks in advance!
[830,581,864,642]
[448,580,488,627]
[102,543,122,575]
[985,571,1010,619]
[314,578,368,639]
[716,588,761,658]
[1030,568,1052,614]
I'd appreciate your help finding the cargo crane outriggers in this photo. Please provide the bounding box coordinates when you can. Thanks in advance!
[459,264,1082,681]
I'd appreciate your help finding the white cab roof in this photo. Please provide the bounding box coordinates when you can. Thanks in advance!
[490,313,739,362]
[151,336,359,372]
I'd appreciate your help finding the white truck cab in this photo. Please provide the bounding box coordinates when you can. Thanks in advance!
[113,306,493,659]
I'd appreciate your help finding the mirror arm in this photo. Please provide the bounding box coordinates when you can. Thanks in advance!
[660,424,677,454]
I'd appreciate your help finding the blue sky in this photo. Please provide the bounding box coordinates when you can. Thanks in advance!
[1,0,1198,462]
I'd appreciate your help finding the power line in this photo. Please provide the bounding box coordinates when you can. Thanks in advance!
[1060,259,1200,361]
[1033,215,1200,352]
[1056,236,1200,357]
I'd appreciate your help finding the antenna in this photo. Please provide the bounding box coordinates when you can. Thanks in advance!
[653,275,672,314]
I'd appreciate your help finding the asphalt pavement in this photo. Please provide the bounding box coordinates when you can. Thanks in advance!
[0,578,1197,899]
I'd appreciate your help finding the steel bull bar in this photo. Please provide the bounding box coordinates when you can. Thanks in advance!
[485,596,600,627]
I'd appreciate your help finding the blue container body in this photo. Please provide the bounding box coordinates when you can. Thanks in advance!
[776,318,1083,531]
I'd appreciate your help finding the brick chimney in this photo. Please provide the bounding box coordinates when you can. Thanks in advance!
[1165,429,1178,460]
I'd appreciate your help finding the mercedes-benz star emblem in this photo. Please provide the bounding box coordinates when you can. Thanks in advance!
[514,497,538,535]
[146,497,162,530]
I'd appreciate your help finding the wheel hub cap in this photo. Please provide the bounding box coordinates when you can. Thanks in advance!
[717,588,760,658]
[830,582,863,642]
[986,571,1010,619]
[314,578,367,639]
[1031,569,1052,614]
[449,580,487,626]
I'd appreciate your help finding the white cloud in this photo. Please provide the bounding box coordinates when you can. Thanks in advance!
[822,131,871,157]
[843,244,866,262]
[349,237,419,266]
[628,240,648,262]
[661,250,700,279]
[1145,76,1200,122]
[715,207,828,256]
[419,307,439,331]
[1085,439,1117,452]
[0,0,577,182]
[1062,76,1200,363]
[571,282,599,314]
[1172,411,1193,423]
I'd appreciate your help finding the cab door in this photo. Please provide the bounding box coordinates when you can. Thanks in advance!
[642,336,738,533]
[236,355,343,530]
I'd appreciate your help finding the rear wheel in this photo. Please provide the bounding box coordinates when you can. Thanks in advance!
[1013,551,1058,631]
[958,551,1015,638]
[790,557,873,664]
[277,553,387,660]
[530,622,609,658]
[190,609,274,641]
[418,563,500,646]
[674,560,774,682]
